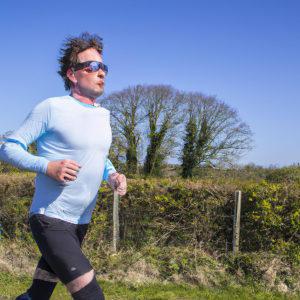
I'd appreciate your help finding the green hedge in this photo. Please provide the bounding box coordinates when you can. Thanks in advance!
[1,174,300,261]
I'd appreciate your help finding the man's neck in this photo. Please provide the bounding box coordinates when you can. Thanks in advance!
[70,91,97,106]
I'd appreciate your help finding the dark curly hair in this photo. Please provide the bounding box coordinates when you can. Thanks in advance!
[58,32,103,91]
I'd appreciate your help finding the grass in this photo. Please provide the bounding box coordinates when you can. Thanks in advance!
[0,273,298,300]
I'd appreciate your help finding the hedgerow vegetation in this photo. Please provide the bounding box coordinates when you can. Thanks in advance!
[1,163,300,297]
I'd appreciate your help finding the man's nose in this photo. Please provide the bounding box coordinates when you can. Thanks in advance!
[97,68,105,79]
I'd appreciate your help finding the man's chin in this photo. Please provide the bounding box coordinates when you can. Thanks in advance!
[95,90,104,99]
[78,86,104,99]
[89,89,104,99]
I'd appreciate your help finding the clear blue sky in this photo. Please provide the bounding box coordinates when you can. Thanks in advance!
[0,0,299,167]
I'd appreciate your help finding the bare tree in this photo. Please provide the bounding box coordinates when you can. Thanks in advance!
[143,85,184,175]
[102,85,147,174]
[180,93,254,178]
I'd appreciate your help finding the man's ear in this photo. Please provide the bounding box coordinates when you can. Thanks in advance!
[66,69,77,83]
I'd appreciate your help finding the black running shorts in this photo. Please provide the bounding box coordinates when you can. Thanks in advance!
[30,214,93,284]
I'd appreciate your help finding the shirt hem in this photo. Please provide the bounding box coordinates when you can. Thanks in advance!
[29,210,90,224]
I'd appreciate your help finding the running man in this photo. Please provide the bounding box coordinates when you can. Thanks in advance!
[0,32,126,300]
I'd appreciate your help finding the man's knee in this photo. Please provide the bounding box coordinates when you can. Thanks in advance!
[71,275,105,300]
[33,267,59,283]
[66,269,94,294]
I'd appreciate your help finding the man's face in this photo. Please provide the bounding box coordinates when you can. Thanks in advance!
[72,48,105,99]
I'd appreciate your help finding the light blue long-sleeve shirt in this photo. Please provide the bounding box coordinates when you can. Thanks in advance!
[0,95,117,224]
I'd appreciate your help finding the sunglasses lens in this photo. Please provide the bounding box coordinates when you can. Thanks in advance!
[82,61,108,74]
[102,64,108,74]
[89,61,100,72]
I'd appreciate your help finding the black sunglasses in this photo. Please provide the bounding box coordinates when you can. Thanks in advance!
[73,61,108,74]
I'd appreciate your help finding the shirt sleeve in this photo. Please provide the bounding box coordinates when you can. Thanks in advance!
[103,157,117,183]
[0,142,49,173]
[0,100,51,174]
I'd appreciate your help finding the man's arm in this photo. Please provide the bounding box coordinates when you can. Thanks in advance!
[0,141,49,173]
[0,100,80,182]
[103,157,127,196]
[0,100,51,173]
[0,142,81,182]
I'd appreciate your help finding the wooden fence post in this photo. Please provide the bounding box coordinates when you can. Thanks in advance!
[112,191,119,252]
[232,190,242,255]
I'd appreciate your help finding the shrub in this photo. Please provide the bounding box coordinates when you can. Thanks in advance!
[2,173,300,263]
[266,164,300,183]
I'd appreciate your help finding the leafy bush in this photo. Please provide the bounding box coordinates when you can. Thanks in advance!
[242,180,300,262]
[0,173,35,238]
[2,174,300,263]
[266,164,300,183]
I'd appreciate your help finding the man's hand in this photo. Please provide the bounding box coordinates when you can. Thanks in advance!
[107,173,127,196]
[46,159,81,182]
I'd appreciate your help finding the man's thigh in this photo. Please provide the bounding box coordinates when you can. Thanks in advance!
[30,214,92,285]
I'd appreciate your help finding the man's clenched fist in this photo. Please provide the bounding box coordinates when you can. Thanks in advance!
[107,173,127,196]
[46,159,81,182]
